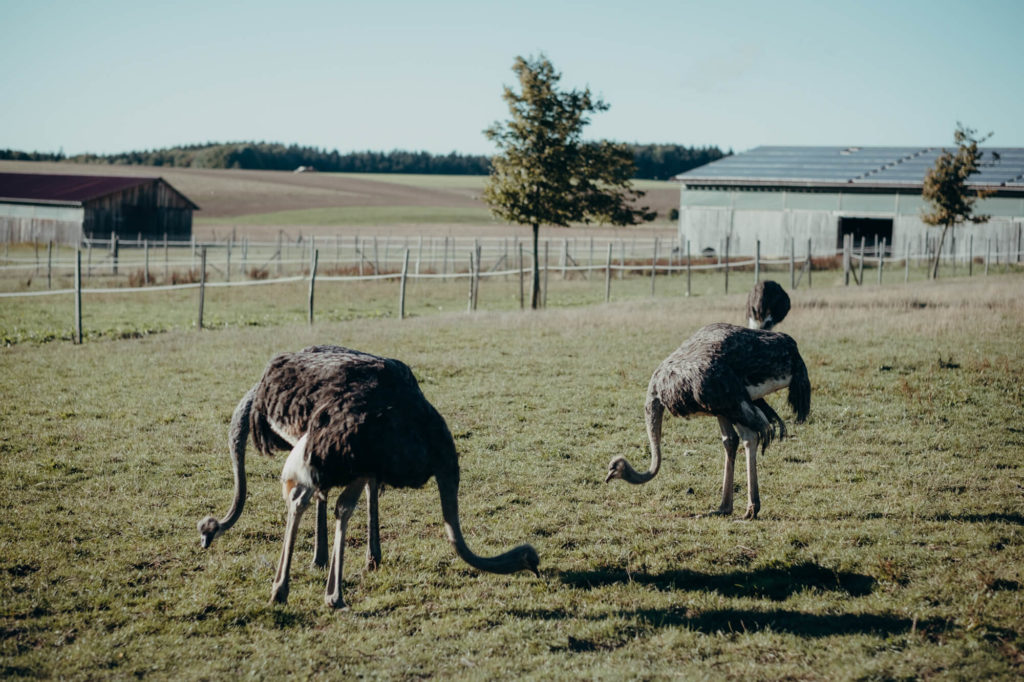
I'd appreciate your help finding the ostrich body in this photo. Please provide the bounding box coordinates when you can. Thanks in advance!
[606,323,810,519]
[197,353,380,572]
[747,280,791,330]
[220,345,538,608]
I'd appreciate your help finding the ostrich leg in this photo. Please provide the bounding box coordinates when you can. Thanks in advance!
[270,484,313,604]
[311,496,328,569]
[737,424,761,519]
[365,479,381,571]
[325,479,368,609]
[712,416,739,516]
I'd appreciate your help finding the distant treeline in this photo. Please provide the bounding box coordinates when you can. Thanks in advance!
[1,142,727,179]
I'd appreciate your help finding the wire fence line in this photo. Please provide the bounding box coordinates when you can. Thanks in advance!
[3,233,1022,344]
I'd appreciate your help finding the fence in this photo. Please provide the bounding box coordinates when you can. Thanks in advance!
[2,233,1022,344]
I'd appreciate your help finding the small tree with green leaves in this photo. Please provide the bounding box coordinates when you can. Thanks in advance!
[483,55,654,308]
[922,123,994,279]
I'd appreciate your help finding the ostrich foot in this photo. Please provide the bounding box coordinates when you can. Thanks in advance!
[269,584,289,605]
[325,592,348,610]
[311,552,328,571]
[365,555,380,572]
[741,504,759,520]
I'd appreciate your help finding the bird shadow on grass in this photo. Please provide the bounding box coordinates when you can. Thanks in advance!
[558,561,875,601]
[533,606,958,645]
[927,512,1024,526]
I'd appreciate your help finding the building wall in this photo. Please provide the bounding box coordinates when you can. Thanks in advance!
[679,187,1024,258]
[0,203,84,245]
[82,181,193,241]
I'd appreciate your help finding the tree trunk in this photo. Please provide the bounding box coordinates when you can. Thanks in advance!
[930,223,953,280]
[531,223,540,309]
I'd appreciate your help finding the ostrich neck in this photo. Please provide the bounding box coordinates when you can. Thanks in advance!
[436,472,531,574]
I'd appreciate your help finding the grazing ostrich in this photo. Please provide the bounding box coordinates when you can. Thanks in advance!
[203,345,540,608]
[197,356,381,572]
[747,280,791,330]
[605,323,810,519]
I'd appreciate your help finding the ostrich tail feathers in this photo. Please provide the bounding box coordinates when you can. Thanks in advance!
[788,354,811,423]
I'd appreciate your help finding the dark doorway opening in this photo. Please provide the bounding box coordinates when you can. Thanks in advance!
[838,217,893,254]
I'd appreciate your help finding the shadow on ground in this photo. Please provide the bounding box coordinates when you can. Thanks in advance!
[558,561,876,601]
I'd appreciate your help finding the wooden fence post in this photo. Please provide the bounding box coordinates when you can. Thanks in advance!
[723,236,730,295]
[843,234,851,286]
[399,248,410,320]
[754,239,760,285]
[686,239,691,297]
[789,238,795,289]
[144,240,150,285]
[198,247,207,330]
[112,233,119,276]
[605,242,612,303]
[518,242,525,310]
[904,240,910,284]
[276,231,283,276]
[878,238,885,285]
[650,237,658,296]
[467,251,475,313]
[857,236,865,285]
[308,248,318,325]
[74,249,82,344]
[47,241,52,289]
[985,238,991,276]
[473,241,481,310]
[968,234,974,277]
[806,238,812,289]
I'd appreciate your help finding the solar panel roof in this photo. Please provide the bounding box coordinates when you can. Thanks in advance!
[675,146,1024,190]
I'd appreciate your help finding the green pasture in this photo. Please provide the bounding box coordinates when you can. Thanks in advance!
[2,275,1023,679]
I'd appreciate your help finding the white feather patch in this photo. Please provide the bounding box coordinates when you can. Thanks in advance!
[746,375,791,400]
[280,433,314,491]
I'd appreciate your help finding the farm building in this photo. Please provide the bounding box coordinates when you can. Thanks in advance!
[675,146,1024,258]
[0,173,197,245]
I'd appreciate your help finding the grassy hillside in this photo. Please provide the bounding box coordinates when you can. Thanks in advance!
[1,276,1022,678]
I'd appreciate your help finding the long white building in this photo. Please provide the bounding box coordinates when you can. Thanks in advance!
[675,146,1024,259]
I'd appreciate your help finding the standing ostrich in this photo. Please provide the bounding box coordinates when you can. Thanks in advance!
[605,323,810,519]
[747,280,791,330]
[197,351,381,572]
[203,345,540,608]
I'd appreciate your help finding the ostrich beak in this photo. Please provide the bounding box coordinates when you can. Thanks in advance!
[604,469,616,483]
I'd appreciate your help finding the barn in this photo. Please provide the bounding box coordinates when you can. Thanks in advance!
[675,146,1024,258]
[0,172,197,245]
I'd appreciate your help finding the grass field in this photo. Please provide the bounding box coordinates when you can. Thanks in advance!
[2,273,1023,679]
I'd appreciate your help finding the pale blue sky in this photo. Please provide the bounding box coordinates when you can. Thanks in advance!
[1,0,1021,157]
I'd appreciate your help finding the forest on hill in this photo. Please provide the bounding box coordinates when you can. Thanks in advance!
[1,142,726,180]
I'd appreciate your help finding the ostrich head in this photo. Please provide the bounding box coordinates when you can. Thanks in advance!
[197,516,221,548]
[605,455,654,484]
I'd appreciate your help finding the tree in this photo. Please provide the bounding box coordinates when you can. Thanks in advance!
[483,55,654,308]
[922,123,994,279]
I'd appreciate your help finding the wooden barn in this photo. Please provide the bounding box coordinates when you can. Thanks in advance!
[0,173,197,245]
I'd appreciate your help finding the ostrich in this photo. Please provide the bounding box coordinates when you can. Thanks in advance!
[202,345,540,608]
[605,323,810,519]
[746,280,791,330]
[197,351,381,572]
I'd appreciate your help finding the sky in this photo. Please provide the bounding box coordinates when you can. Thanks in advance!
[1,0,1022,158]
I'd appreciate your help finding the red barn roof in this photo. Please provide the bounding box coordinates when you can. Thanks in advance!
[0,172,198,208]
